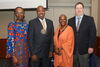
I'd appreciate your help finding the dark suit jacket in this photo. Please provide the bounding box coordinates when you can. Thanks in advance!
[28,17,54,58]
[68,15,96,55]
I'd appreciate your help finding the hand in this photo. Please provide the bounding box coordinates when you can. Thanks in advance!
[12,56,18,64]
[55,48,59,54]
[88,48,94,54]
[31,55,38,61]
[58,48,63,51]
[6,54,11,58]
[49,52,53,58]
[55,48,62,55]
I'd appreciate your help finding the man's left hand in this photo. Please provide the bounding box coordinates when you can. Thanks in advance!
[88,48,94,54]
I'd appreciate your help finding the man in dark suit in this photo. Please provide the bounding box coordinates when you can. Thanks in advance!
[28,6,54,67]
[68,2,96,67]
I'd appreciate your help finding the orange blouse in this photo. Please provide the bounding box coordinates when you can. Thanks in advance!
[54,25,74,67]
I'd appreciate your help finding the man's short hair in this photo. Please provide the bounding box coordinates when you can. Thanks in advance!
[74,2,84,8]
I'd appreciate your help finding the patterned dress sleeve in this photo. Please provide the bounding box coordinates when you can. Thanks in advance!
[25,23,30,50]
[6,22,15,58]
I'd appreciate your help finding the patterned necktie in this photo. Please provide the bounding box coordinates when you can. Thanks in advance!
[77,17,80,31]
[41,21,46,30]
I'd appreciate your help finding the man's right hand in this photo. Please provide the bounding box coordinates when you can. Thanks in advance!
[31,55,38,61]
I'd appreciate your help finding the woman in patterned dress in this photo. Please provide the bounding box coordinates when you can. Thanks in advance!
[6,7,29,67]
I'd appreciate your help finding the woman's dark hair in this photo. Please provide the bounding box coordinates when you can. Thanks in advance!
[14,7,24,14]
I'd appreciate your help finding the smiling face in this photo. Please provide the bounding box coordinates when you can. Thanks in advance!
[59,15,67,27]
[15,7,25,22]
[37,6,45,20]
[75,3,84,16]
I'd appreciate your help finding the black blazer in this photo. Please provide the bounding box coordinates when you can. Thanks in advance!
[68,15,96,55]
[28,17,54,58]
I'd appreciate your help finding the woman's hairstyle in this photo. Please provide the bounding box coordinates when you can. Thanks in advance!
[14,7,24,14]
[14,7,26,22]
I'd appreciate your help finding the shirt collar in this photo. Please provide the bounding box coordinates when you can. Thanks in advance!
[76,15,83,20]
[38,18,46,22]
[76,15,83,18]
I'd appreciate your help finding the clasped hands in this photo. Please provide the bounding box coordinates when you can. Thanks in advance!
[55,48,63,56]
[6,55,18,64]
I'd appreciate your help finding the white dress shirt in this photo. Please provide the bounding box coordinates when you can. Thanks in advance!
[75,15,83,27]
[39,18,47,30]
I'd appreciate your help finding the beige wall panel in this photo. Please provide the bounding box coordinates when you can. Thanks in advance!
[0,0,91,38]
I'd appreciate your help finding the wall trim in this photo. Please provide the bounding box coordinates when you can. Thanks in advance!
[48,3,91,7]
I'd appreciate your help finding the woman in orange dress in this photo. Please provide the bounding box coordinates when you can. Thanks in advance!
[54,14,74,67]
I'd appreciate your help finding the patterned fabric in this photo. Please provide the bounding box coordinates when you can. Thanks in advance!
[6,22,29,67]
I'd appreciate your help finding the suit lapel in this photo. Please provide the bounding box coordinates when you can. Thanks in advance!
[45,18,49,33]
[73,17,77,33]
[36,18,49,34]
[78,15,86,32]
[36,18,43,30]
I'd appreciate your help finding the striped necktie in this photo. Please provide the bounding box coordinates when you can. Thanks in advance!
[76,17,80,31]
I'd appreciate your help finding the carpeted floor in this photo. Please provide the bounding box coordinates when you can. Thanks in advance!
[96,56,100,67]
[0,55,100,67]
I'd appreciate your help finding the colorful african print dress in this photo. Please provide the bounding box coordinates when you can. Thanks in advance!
[6,22,29,67]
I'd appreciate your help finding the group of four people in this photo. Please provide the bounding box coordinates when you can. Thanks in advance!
[6,2,96,67]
